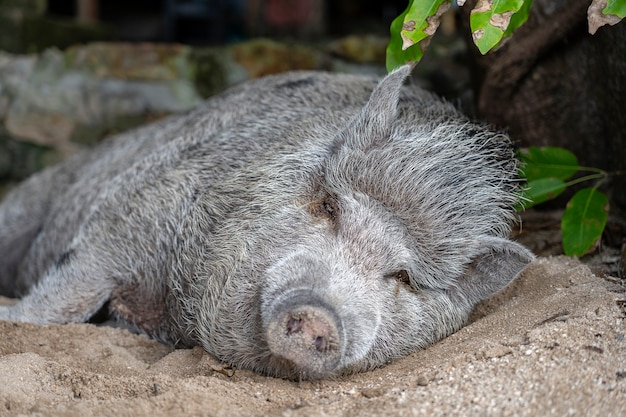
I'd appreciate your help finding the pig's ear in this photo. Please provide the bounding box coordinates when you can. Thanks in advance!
[335,64,412,150]
[449,236,534,306]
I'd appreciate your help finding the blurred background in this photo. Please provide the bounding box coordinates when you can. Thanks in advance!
[2,0,411,49]
[0,0,469,186]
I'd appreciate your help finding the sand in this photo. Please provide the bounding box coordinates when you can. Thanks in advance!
[1,256,624,417]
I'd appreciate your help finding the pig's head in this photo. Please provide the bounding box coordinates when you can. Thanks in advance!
[197,66,534,379]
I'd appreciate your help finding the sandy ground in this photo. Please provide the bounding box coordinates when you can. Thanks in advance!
[0,256,624,417]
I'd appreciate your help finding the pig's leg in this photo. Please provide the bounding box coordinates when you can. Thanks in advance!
[0,170,59,296]
[0,242,117,324]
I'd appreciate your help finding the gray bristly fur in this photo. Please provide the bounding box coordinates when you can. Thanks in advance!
[0,65,534,379]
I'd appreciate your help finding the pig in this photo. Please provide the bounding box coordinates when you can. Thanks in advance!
[0,65,534,379]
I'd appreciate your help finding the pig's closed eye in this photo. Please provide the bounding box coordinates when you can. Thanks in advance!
[387,270,411,286]
[321,198,336,219]
[308,195,339,222]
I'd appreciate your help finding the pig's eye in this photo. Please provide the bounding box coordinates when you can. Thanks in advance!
[322,199,336,218]
[389,270,411,286]
[308,195,339,222]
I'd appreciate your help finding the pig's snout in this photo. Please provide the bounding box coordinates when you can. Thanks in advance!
[266,293,343,378]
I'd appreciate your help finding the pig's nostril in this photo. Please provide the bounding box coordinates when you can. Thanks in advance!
[286,314,331,351]
[286,317,303,334]
[314,336,327,352]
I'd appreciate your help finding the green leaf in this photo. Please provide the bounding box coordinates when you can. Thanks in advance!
[561,188,609,256]
[604,0,626,19]
[503,0,534,37]
[517,146,579,182]
[518,177,566,210]
[470,0,532,54]
[386,6,424,71]
[386,0,452,71]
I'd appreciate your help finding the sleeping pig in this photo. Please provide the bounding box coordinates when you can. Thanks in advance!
[0,65,533,379]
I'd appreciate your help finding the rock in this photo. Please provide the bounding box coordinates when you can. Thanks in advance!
[0,38,389,184]
[327,34,388,64]
[2,45,203,146]
[65,42,194,81]
[227,38,326,82]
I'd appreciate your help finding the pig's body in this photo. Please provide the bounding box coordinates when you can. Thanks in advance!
[0,66,533,379]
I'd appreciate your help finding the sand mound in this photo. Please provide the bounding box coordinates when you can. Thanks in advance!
[1,256,624,416]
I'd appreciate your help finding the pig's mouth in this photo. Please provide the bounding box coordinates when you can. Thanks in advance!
[264,291,345,379]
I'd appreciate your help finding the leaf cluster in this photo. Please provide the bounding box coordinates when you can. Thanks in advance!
[387,0,626,71]
[517,147,609,257]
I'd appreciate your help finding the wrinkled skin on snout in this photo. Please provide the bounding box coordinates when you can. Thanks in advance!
[0,66,533,379]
